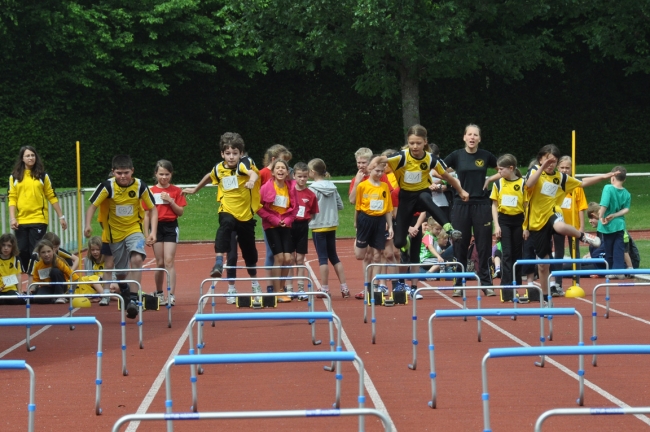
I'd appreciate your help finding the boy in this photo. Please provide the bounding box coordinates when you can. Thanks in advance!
[598,166,631,278]
[354,157,394,295]
[291,162,319,300]
[182,132,262,304]
[84,154,157,317]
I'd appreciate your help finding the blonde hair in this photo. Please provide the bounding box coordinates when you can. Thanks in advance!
[308,158,330,178]
[87,236,104,264]
[262,144,290,167]
[354,147,373,161]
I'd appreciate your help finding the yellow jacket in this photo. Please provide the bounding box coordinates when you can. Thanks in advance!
[8,170,59,225]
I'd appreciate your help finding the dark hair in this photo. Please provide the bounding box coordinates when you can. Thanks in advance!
[308,158,330,178]
[154,159,173,174]
[0,233,19,257]
[270,159,290,173]
[497,153,522,178]
[219,132,245,153]
[405,124,432,152]
[293,162,309,173]
[35,239,59,266]
[11,146,45,182]
[612,165,627,181]
[112,154,134,170]
[42,232,61,246]
[430,143,440,157]
[536,144,561,162]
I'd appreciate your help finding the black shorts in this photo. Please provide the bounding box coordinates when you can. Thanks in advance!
[291,220,310,255]
[355,212,386,251]
[101,242,113,256]
[265,227,295,255]
[529,214,561,258]
[157,220,180,243]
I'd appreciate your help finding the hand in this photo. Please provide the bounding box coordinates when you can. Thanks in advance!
[600,216,609,225]
[279,220,286,227]
[161,192,173,203]
[145,233,156,246]
[60,218,68,230]
[408,226,419,237]
[493,225,501,239]
[244,180,255,189]
[386,228,394,240]
[181,187,196,195]
[540,157,556,171]
[523,229,530,240]
[10,218,18,230]
[459,190,469,202]
[84,226,92,238]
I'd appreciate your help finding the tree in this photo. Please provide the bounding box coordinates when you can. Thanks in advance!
[228,0,565,132]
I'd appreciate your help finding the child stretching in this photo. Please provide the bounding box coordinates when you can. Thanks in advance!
[149,160,187,306]
[291,162,319,300]
[490,154,525,302]
[0,233,23,305]
[308,158,349,298]
[525,144,614,300]
[183,133,262,304]
[257,159,298,302]
[354,156,394,294]
[598,166,631,278]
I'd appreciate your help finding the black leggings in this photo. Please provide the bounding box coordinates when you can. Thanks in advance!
[33,267,65,304]
[451,202,493,287]
[393,189,450,250]
[498,213,524,301]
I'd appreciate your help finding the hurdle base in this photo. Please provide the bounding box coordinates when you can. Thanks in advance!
[262,296,277,308]
[393,290,408,305]
[384,297,395,307]
[236,296,252,308]
[367,291,384,306]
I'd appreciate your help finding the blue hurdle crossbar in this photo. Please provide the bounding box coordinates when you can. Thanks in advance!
[590,282,650,366]
[362,262,465,325]
[111,408,392,432]
[0,360,35,432]
[482,344,650,432]
[186,311,343,412]
[74,268,173,328]
[408,284,546,371]
[369,272,480,344]
[0,317,104,415]
[428,308,583,409]
[164,351,365,432]
[535,407,650,432]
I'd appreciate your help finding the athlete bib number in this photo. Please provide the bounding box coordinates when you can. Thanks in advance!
[115,205,134,217]
[561,197,572,209]
[273,195,288,208]
[2,274,18,287]
[38,268,51,280]
[404,171,422,184]
[540,182,559,197]
[153,193,165,205]
[296,206,305,218]
[501,195,518,207]
[221,175,238,191]
[369,200,384,211]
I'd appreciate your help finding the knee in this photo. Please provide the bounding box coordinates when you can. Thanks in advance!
[130,253,143,268]
[354,249,366,260]
[164,258,174,269]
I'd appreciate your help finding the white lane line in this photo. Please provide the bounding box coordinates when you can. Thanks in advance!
[424,283,650,426]
[125,328,190,432]
[306,259,397,432]
[0,311,78,359]
[576,296,650,325]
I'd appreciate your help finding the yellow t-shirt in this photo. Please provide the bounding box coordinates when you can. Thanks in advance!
[525,166,581,231]
[386,172,398,189]
[209,157,261,221]
[269,182,290,216]
[84,256,105,278]
[490,177,525,216]
[560,186,588,230]
[88,178,155,243]
[32,258,78,283]
[355,179,393,217]
[0,256,21,292]
[8,170,59,225]
[386,150,447,192]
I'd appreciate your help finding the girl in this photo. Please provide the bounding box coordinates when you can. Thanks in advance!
[0,233,23,304]
[308,158,350,298]
[257,159,298,302]
[490,154,525,302]
[31,239,108,305]
[445,124,497,296]
[524,144,613,300]
[84,236,106,278]
[549,156,588,294]
[149,160,187,306]
[8,146,67,280]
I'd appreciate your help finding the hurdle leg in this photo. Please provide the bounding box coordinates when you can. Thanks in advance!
[577,352,585,406]
[363,282,369,323]
[592,293,598,366]
[371,290,377,344]
[164,362,175,432]
[138,291,144,349]
[477,289,482,342]
[481,354,492,432]
[535,315,546,367]
[95,321,104,415]
[462,278,467,322]
[25,299,35,352]
[310,292,322,346]
[210,283,216,327]
[324,316,336,372]
[167,277,172,328]
[428,315,437,408]
[334,359,342,409]
[604,284,611,319]
[120,301,128,376]
[26,364,35,432]
[68,287,76,330]
[408,295,418,370]
[355,355,366,431]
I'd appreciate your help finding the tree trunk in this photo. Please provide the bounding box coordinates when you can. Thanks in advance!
[399,66,420,133]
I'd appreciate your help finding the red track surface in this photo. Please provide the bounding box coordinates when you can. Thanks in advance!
[1,239,650,431]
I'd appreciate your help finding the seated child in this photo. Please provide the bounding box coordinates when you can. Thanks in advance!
[0,233,24,305]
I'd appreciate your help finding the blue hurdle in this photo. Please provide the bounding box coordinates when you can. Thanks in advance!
[0,360,35,432]
[481,344,650,432]
[408,284,545,370]
[74,268,173,328]
[535,407,650,432]
[370,272,480,344]
[0,317,104,415]
[548,269,650,341]
[164,351,365,432]
[513,258,608,292]
[362,262,465,324]
[186,311,343,412]
[428,308,583,409]
[111,408,392,432]
[590,281,650,366]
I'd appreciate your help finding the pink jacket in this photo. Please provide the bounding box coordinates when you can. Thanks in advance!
[257,179,298,230]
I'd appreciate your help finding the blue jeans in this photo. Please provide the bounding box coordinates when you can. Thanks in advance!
[603,230,625,270]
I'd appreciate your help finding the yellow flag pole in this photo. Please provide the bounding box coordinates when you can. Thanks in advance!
[76,141,83,256]
[567,130,585,297]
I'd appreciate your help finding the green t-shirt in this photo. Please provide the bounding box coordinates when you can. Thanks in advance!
[597,184,631,234]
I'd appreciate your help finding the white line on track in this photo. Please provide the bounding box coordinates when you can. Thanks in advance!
[423,283,650,426]
[0,311,77,359]
[306,259,397,432]
[575,296,650,325]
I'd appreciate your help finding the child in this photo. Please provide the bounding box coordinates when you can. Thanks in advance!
[31,239,108,305]
[182,133,262,304]
[84,236,106,278]
[490,154,525,302]
[598,166,631,278]
[354,156,394,294]
[429,143,451,221]
[419,219,444,274]
[549,156,589,292]
[291,162,319,299]
[257,159,298,302]
[42,232,79,270]
[84,154,158,317]
[524,144,614,300]
[149,160,187,306]
[0,233,23,305]
[308,158,349,298]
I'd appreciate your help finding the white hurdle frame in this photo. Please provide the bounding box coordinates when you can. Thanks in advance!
[0,360,36,432]
[535,407,650,432]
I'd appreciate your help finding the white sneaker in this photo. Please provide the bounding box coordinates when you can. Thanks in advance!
[226,287,237,305]
[251,282,262,294]
[582,233,601,248]
[154,291,167,306]
[297,286,308,301]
